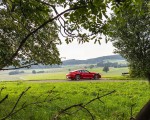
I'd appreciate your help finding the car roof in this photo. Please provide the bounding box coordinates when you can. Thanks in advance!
[71,70,80,72]
[71,70,88,72]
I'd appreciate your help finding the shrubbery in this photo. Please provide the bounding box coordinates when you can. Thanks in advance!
[9,71,25,75]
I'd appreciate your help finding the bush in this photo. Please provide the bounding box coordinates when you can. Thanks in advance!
[37,71,44,73]
[32,70,36,74]
[9,71,19,75]
[103,66,109,73]
[20,71,25,74]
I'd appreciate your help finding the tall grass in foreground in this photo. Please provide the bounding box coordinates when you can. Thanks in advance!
[0,81,149,120]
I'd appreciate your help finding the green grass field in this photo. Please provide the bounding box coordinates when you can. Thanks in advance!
[0,65,148,120]
[0,81,149,120]
[23,72,67,80]
[0,65,130,81]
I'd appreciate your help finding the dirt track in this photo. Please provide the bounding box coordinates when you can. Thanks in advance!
[26,79,133,83]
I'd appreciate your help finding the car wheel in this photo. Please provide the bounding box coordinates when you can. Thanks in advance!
[75,75,80,80]
[94,74,99,80]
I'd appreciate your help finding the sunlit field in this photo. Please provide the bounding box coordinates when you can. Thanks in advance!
[24,72,67,80]
[0,66,149,120]
[0,81,149,120]
[0,66,130,81]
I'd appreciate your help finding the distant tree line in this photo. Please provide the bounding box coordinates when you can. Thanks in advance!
[29,65,61,69]
[62,55,125,65]
[83,61,127,71]
[32,70,45,74]
[9,70,46,75]
[9,71,25,75]
[96,61,127,68]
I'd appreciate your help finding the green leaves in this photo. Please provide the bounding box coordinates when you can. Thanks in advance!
[0,1,61,68]
[0,0,146,69]
[64,12,69,17]
[107,0,150,78]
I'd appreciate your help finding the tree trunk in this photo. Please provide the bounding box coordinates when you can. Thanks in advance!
[135,100,150,120]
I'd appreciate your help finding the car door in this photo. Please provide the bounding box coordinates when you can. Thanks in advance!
[81,70,90,79]
[85,70,93,79]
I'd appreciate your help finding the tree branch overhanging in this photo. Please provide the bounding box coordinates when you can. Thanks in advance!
[1,87,31,120]
[1,5,87,69]
[52,90,116,120]
[0,87,61,120]
[0,63,38,70]
[0,95,8,104]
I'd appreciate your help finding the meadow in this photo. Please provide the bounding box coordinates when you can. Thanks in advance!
[0,64,130,81]
[0,65,148,119]
[0,80,149,120]
[22,67,129,81]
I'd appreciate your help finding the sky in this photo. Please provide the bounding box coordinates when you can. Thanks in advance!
[56,4,115,60]
[57,39,115,60]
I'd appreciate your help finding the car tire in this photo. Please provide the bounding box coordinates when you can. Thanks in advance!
[75,75,80,80]
[94,74,99,80]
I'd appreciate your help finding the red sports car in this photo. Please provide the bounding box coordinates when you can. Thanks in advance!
[66,70,101,80]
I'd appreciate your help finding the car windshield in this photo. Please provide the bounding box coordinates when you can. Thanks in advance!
[70,70,79,72]
[81,70,89,73]
[70,70,89,73]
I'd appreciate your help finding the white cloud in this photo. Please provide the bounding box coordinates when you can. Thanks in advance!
[57,40,115,60]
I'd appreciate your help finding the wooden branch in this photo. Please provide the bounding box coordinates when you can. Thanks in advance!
[53,103,95,120]
[7,97,61,119]
[0,95,8,104]
[135,100,150,120]
[0,87,6,96]
[1,87,31,120]
[0,63,38,70]
[0,87,8,104]
[0,87,60,120]
[71,90,115,114]
[52,103,83,120]
[52,90,116,120]
[3,5,86,69]
[79,105,95,120]
[130,103,136,120]
[84,90,116,106]
[44,87,56,102]
[52,6,77,37]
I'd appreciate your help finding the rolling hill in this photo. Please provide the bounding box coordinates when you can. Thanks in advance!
[62,55,125,65]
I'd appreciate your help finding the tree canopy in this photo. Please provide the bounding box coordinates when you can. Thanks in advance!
[103,65,109,73]
[107,0,150,77]
[0,0,143,70]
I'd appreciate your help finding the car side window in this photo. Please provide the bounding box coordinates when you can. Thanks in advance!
[79,70,84,73]
[84,70,89,73]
